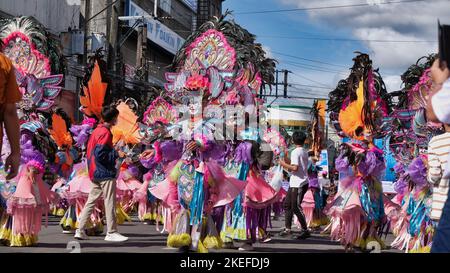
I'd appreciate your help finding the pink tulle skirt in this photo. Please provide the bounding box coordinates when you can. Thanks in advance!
[324,176,364,246]
[301,189,316,226]
[244,172,279,209]
[383,194,401,230]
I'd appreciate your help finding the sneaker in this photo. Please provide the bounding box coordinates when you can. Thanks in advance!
[62,230,75,234]
[104,232,129,242]
[295,230,311,240]
[74,229,89,240]
[261,235,272,243]
[238,243,254,251]
[279,229,292,236]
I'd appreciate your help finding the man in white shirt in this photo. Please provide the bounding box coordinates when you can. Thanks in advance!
[427,58,450,253]
[279,131,310,239]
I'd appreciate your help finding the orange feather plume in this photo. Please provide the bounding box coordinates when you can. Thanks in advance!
[111,102,141,145]
[80,61,107,119]
[49,113,73,148]
[339,80,366,140]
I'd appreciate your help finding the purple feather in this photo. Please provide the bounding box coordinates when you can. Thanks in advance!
[335,155,349,172]
[407,157,427,188]
[394,174,409,194]
[160,141,183,162]
[234,142,253,165]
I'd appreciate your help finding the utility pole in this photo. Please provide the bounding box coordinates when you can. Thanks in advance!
[136,23,148,81]
[283,69,289,98]
[275,69,278,97]
[107,0,120,72]
[82,0,91,67]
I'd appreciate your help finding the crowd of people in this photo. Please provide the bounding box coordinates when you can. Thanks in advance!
[0,14,449,253]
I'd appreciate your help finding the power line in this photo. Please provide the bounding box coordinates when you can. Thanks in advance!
[235,0,426,15]
[272,51,348,68]
[289,83,333,90]
[259,35,436,43]
[290,72,333,88]
[280,59,345,72]
[283,60,349,75]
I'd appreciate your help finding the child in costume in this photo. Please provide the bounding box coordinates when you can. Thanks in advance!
[299,154,328,230]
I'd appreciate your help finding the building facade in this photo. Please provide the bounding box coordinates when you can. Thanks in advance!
[0,0,225,119]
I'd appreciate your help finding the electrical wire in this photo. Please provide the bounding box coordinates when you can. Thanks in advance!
[235,0,427,15]
[272,51,348,68]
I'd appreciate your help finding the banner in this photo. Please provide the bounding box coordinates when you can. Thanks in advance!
[126,0,185,55]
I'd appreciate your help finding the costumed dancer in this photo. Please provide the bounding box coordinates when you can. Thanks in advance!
[263,128,288,226]
[149,13,280,251]
[136,97,179,226]
[389,55,441,253]
[47,109,79,217]
[0,16,66,246]
[111,99,143,224]
[298,153,328,230]
[0,138,58,246]
[299,100,329,230]
[325,53,392,252]
[59,117,102,234]
[390,156,434,252]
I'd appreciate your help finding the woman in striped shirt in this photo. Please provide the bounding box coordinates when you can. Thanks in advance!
[428,124,450,223]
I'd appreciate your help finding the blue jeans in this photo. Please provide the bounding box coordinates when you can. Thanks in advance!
[432,190,450,253]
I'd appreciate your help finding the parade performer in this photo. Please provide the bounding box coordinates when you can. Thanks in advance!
[47,109,78,217]
[0,16,66,246]
[136,96,179,226]
[0,139,58,246]
[299,153,328,230]
[111,100,143,223]
[388,55,441,253]
[149,13,275,252]
[326,53,392,252]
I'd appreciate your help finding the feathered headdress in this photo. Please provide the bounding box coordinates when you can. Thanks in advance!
[0,16,63,75]
[328,52,391,140]
[165,12,276,111]
[308,100,325,158]
[80,50,108,120]
[385,54,442,162]
[0,16,64,112]
[111,100,141,145]
[48,108,73,148]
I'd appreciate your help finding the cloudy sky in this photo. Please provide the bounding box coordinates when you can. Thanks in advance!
[223,0,450,106]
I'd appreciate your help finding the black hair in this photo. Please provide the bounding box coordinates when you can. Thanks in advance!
[101,105,119,123]
[308,150,315,157]
[292,131,306,146]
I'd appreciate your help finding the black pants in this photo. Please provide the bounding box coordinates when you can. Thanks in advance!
[284,184,308,230]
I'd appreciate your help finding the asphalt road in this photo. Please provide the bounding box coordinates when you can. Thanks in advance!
[0,214,401,253]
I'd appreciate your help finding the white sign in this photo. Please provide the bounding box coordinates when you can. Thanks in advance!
[127,0,185,55]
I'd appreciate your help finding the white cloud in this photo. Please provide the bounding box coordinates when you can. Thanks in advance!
[277,0,450,72]
[262,45,274,59]
[353,27,436,70]
[383,74,403,92]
